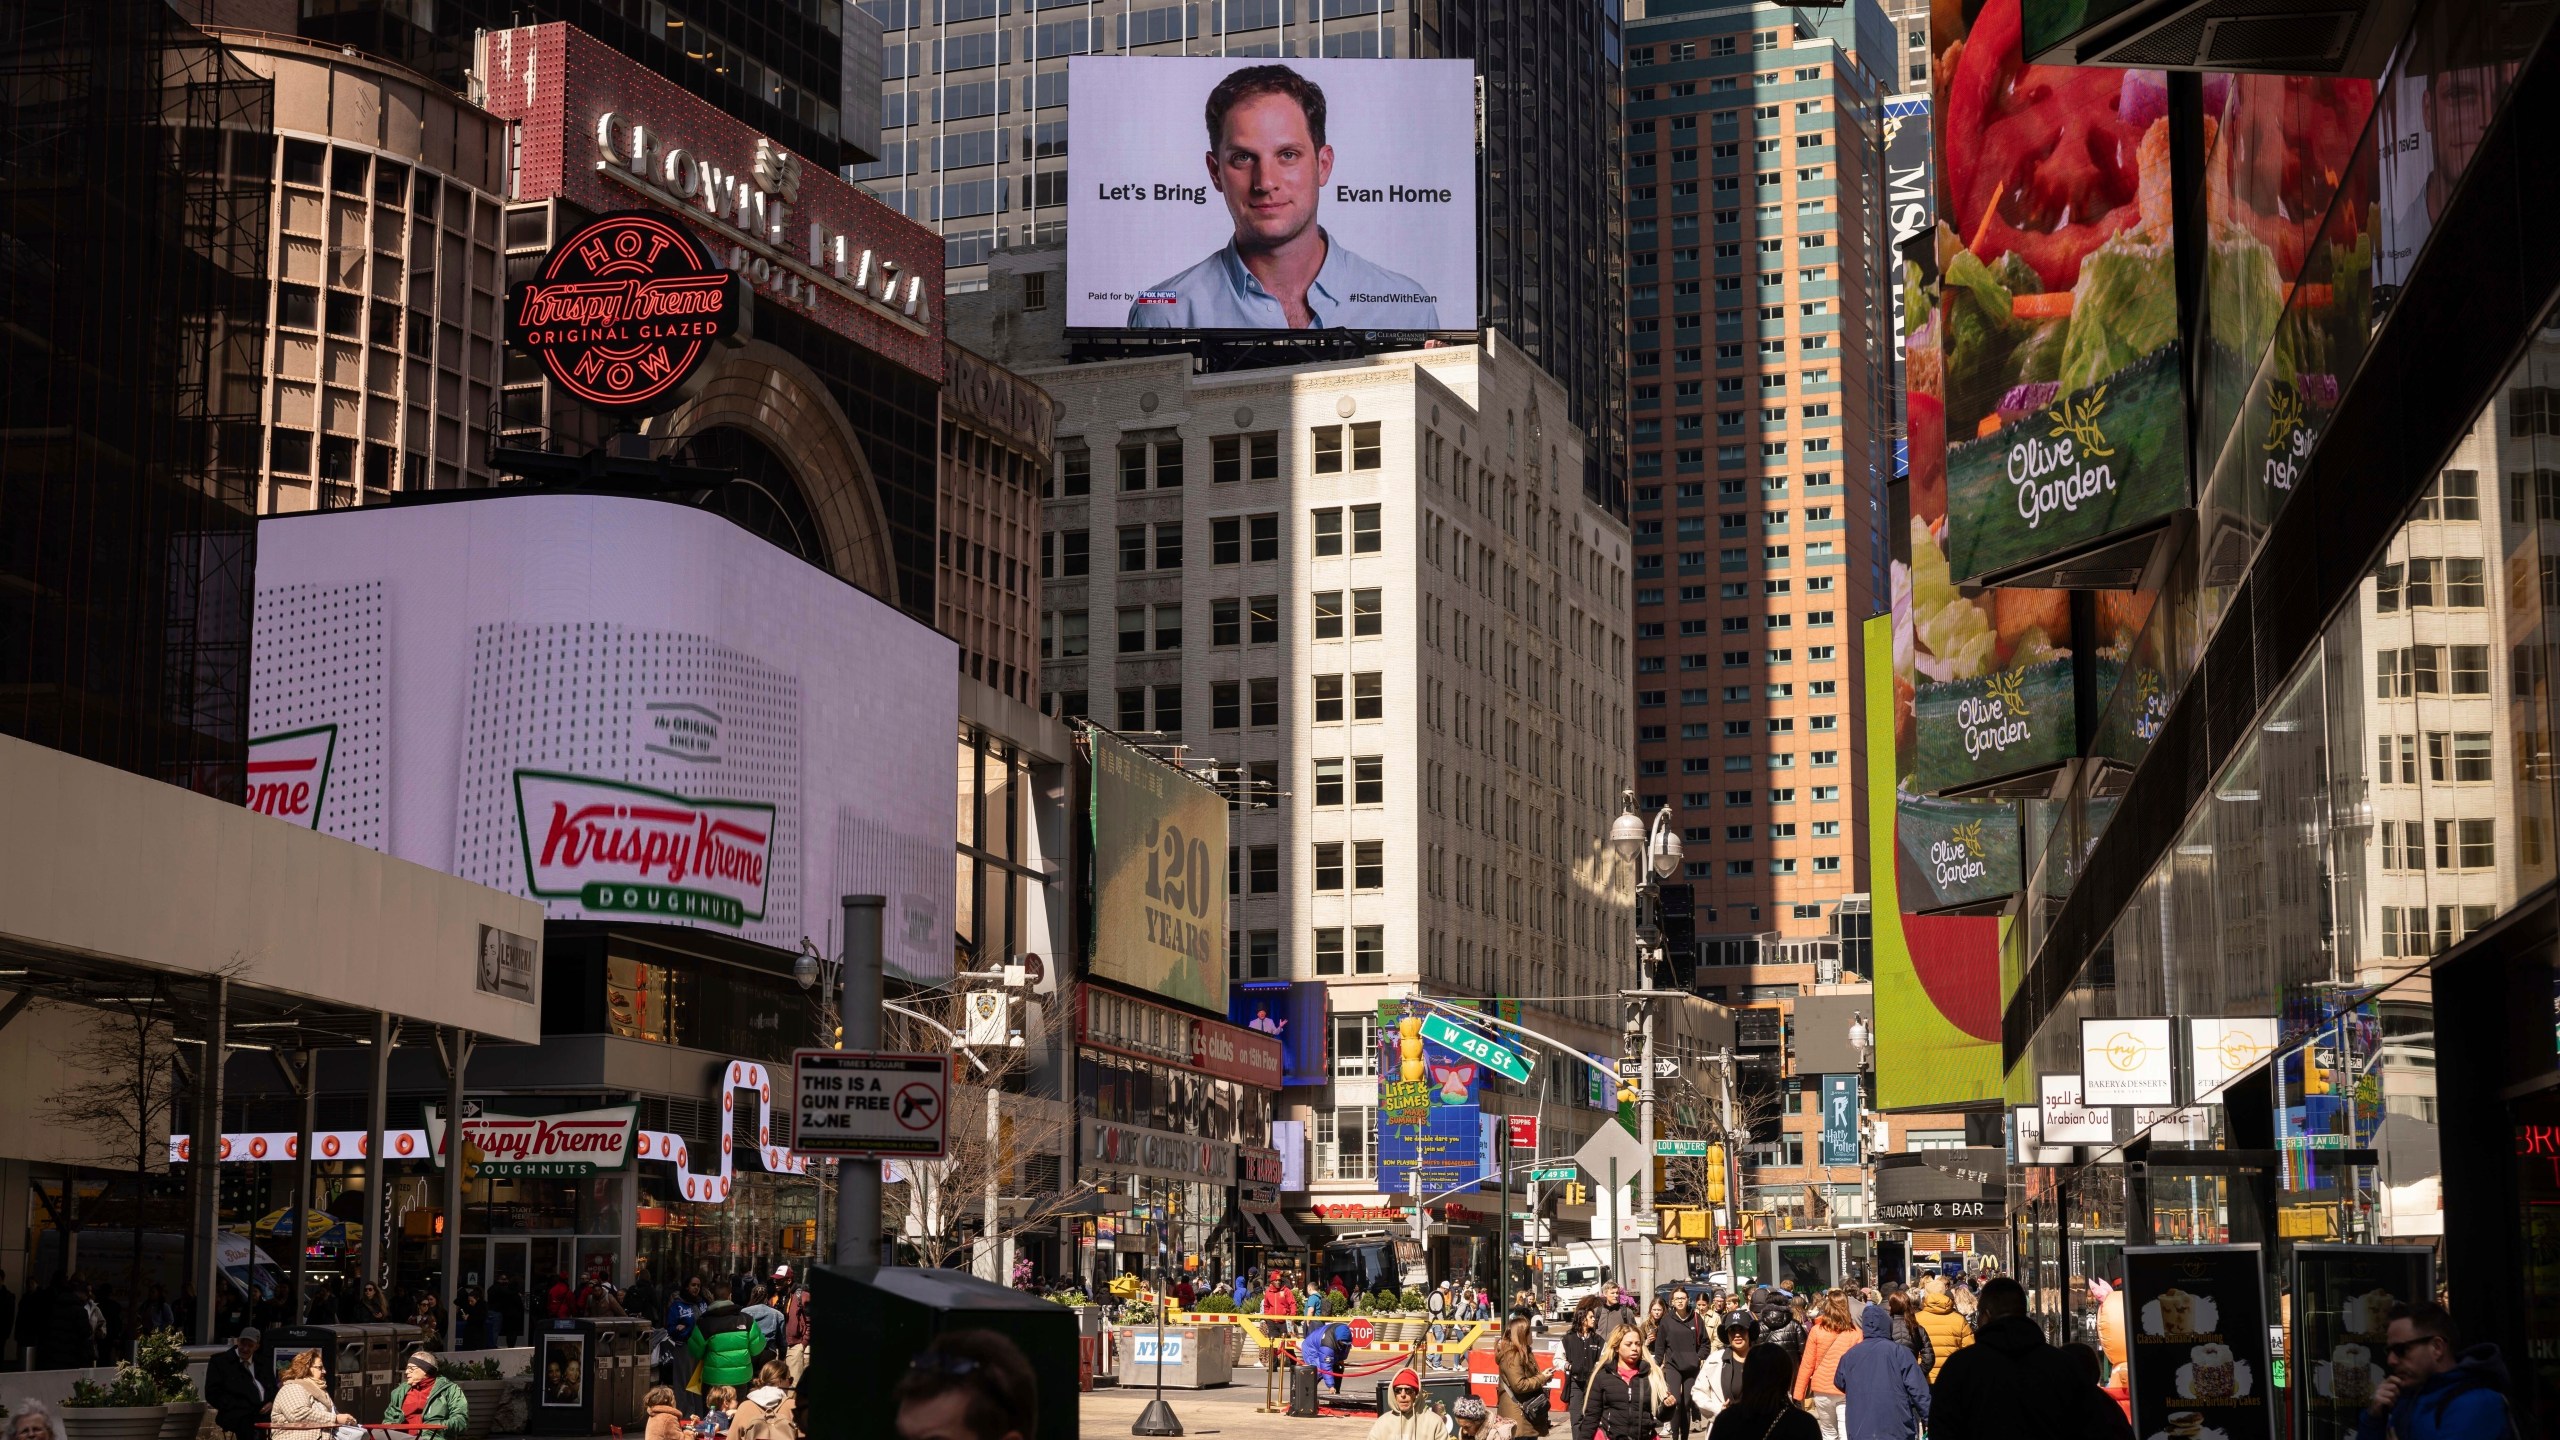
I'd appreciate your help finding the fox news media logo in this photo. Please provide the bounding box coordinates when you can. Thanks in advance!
[506,211,742,412]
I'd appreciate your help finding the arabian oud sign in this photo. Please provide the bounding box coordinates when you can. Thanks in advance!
[505,210,743,413]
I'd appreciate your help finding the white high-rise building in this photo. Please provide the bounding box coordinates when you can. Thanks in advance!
[1031,334,1636,1237]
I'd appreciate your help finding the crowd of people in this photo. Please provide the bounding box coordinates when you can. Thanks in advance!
[1353,1270,2518,1440]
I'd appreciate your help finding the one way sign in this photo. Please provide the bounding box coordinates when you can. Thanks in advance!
[792,1049,950,1159]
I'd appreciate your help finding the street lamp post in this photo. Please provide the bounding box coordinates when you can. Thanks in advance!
[1607,789,1682,1307]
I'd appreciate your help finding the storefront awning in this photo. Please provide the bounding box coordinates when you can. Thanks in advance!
[1241,1204,1304,1250]
[1238,1209,1277,1246]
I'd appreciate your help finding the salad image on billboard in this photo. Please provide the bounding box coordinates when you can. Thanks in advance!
[1066,57,1475,332]
[1902,244,2076,795]
[1933,0,2188,584]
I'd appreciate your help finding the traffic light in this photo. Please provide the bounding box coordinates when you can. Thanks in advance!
[1617,1080,1640,1106]
[1564,1181,1587,1206]
[460,1140,487,1185]
[1655,882,1697,988]
[1705,1145,1727,1205]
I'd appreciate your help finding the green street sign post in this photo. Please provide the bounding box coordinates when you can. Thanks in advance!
[1653,1139,1709,1157]
[1420,1012,1534,1084]
[1529,1165,1578,1182]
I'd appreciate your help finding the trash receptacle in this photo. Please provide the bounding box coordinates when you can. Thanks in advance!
[1287,1365,1320,1417]
[589,1317,649,1430]
[527,1318,607,1435]
[267,1327,367,1417]
[805,1267,1076,1440]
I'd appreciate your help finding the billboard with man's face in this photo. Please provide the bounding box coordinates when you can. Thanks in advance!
[1065,57,1476,332]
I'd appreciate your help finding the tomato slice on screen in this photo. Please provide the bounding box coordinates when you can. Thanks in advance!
[1944,0,2146,291]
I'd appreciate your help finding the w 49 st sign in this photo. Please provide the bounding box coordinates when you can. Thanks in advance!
[791,1049,949,1159]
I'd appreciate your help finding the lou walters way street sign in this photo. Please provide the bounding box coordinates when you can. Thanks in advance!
[792,1049,950,1159]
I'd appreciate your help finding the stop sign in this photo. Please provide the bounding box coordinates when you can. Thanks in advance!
[1348,1318,1375,1347]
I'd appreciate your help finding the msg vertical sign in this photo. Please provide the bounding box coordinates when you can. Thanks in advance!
[791,1049,949,1159]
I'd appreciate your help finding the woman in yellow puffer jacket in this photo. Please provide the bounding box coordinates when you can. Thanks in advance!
[1911,1277,1974,1383]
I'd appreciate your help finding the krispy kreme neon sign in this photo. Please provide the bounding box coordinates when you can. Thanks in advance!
[506,211,741,412]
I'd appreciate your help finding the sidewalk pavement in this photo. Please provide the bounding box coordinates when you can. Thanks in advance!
[1077,1381,1380,1439]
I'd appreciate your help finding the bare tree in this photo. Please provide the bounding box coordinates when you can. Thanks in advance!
[1652,1054,1787,1218]
[43,980,188,1301]
[878,984,1076,1275]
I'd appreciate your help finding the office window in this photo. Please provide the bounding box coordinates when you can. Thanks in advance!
[1353,588,1383,636]
[1250,676,1279,726]
[1118,607,1145,654]
[1354,841,1384,889]
[1315,1104,1373,1178]
[1353,672,1382,720]
[1120,444,1148,491]
[1313,426,1345,473]
[1055,446,1091,497]
[1154,604,1181,650]
[1155,440,1183,487]
[1214,431,1280,482]
[1155,522,1183,569]
[1314,758,1346,806]
[1314,508,1343,556]
[1315,674,1345,722]
[1314,927,1346,975]
[1212,682,1241,729]
[1119,525,1148,572]
[1247,930,1279,976]
[1333,1013,1375,1076]
[1353,926,1385,973]
[1213,599,1241,646]
[1059,530,1088,577]
[1351,422,1382,470]
[1250,513,1280,562]
[1314,591,1344,639]
[1314,843,1345,890]
[1352,505,1382,553]
[1250,595,1280,644]
[1353,755,1384,804]
[1117,687,1145,729]
[2435,818,2496,870]
[1213,517,1242,565]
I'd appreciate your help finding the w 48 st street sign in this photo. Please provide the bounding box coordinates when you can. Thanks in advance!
[1419,1013,1533,1084]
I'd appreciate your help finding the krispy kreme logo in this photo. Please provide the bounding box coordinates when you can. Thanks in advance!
[244,725,336,828]
[514,770,774,929]
[505,211,740,413]
[431,1106,639,1177]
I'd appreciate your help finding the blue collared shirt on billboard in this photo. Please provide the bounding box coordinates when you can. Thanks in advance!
[1820,1073,1861,1168]
[1125,231,1443,330]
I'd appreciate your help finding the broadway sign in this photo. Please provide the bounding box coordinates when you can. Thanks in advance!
[426,1105,639,1176]
[506,210,742,412]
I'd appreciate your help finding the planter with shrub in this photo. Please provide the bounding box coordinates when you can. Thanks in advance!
[60,1367,169,1440]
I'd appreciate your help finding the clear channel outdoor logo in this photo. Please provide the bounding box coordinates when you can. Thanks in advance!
[514,769,774,928]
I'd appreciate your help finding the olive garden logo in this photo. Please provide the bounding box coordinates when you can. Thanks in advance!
[1927,819,1992,889]
[1956,667,2034,762]
[2131,667,2168,742]
[2260,376,2332,492]
[2009,386,2120,530]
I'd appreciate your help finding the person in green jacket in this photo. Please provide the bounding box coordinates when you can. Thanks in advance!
[382,1353,470,1437]
[686,1282,769,1396]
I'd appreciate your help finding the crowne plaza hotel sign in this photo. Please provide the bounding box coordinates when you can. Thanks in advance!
[476,23,945,383]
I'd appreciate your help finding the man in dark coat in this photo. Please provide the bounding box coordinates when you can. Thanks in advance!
[204,1326,276,1440]
[41,1278,97,1370]
[1928,1279,2131,1440]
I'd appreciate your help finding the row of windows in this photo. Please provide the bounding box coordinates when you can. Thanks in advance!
[2374,817,2500,871]
[1640,714,1839,738]
[1638,751,1842,773]
[2375,644,2494,697]
[1046,424,1376,496]
[1629,614,1838,644]
[1634,590,1837,628]
[1044,592,1389,650]
[2375,731,2494,784]
[1224,841,1385,893]
[1628,645,1839,674]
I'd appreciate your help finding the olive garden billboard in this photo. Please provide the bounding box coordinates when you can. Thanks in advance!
[1933,0,2188,584]
[1868,615,2011,1110]
[1088,726,1229,1014]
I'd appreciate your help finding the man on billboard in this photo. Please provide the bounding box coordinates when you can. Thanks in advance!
[1125,64,1441,331]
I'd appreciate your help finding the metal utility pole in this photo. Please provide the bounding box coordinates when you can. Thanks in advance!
[438,1027,472,1352]
[1607,790,1682,1309]
[192,976,227,1343]
[361,1012,392,1294]
[838,895,885,1267]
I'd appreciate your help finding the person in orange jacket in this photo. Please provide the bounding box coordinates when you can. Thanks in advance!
[1790,1292,1862,1439]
